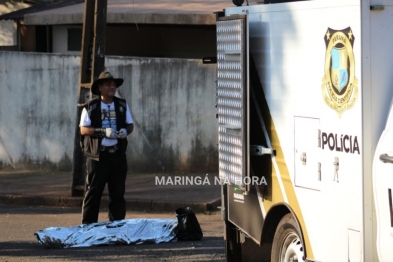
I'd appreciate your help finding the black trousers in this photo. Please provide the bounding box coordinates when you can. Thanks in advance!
[82,150,128,224]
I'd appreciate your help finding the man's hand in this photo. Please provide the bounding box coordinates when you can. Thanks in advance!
[105,128,118,138]
[117,128,127,139]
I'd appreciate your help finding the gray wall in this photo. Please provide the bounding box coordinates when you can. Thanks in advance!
[0,51,218,173]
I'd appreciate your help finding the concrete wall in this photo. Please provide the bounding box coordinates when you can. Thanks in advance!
[0,51,218,173]
[0,20,15,46]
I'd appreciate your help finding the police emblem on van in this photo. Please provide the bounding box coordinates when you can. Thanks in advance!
[322,27,358,117]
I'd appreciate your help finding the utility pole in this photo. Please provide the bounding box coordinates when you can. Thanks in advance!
[71,0,108,196]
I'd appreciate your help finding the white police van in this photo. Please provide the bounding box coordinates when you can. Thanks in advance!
[216,0,393,261]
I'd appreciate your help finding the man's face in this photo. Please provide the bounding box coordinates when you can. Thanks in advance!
[98,80,117,97]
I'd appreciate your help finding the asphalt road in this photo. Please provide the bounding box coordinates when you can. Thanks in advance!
[0,204,225,262]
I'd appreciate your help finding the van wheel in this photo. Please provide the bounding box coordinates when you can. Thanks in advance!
[271,213,305,262]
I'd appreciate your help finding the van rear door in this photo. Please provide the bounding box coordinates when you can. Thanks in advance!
[373,98,393,262]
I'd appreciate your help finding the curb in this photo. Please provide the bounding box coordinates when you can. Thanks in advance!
[0,194,83,207]
[0,194,221,213]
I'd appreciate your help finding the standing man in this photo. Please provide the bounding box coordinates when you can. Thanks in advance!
[79,71,134,224]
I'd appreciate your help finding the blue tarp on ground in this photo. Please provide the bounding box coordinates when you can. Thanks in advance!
[35,218,178,248]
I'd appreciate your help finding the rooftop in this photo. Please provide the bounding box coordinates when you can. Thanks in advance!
[1,0,235,25]
[0,0,84,20]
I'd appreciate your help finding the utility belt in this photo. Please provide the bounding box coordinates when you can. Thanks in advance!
[100,144,119,153]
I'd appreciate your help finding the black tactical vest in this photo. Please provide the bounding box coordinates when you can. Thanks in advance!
[80,97,128,160]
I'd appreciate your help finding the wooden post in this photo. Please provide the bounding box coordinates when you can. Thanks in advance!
[71,0,107,197]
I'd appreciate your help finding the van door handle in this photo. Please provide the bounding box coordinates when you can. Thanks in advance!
[380,154,393,164]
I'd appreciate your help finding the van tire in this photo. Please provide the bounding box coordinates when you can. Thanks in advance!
[271,213,305,262]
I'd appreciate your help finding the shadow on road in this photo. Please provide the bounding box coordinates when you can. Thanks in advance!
[0,205,81,215]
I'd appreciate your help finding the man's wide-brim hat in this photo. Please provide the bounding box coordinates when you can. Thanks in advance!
[91,71,124,95]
